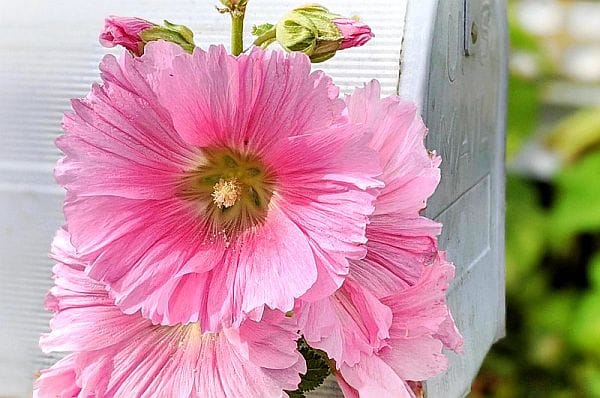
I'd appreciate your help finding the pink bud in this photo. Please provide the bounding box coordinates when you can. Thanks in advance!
[333,18,374,50]
[99,16,155,56]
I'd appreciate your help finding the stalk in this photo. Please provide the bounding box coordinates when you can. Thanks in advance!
[230,8,246,56]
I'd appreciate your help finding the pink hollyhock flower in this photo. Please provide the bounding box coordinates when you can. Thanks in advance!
[35,230,305,398]
[333,18,374,50]
[56,41,381,329]
[345,80,462,353]
[99,16,155,56]
[297,81,461,395]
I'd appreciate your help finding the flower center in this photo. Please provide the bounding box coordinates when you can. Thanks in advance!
[212,178,241,209]
[179,147,275,236]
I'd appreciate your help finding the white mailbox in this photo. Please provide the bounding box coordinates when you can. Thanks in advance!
[0,1,505,396]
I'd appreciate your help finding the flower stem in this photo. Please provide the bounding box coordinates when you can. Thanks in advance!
[231,11,245,56]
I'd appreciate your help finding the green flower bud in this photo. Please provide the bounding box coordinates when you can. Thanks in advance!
[139,20,196,54]
[275,5,342,63]
[253,5,374,63]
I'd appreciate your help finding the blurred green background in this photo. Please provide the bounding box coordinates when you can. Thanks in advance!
[471,1,600,397]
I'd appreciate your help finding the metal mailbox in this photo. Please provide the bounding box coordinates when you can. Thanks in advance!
[400,0,507,396]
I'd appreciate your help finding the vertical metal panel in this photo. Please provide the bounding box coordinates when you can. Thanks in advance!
[401,0,507,396]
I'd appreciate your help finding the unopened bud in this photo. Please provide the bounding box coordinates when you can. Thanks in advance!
[100,16,196,56]
[270,5,373,63]
[99,16,155,56]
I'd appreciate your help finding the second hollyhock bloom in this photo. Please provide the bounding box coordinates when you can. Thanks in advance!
[57,41,381,329]
[297,81,462,396]
[35,230,305,398]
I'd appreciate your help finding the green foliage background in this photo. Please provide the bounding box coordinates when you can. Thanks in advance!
[471,4,600,397]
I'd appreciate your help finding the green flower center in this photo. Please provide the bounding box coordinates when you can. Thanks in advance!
[180,148,275,236]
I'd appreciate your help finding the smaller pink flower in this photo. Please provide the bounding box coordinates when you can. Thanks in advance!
[333,18,374,50]
[36,230,306,398]
[99,16,154,56]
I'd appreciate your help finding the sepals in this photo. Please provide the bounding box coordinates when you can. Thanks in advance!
[252,23,277,48]
[139,20,196,54]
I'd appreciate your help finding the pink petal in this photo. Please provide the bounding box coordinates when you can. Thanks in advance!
[299,279,392,367]
[236,206,318,314]
[330,256,462,394]
[345,80,441,217]
[154,45,346,151]
[338,353,413,398]
[350,214,441,297]
[34,355,82,398]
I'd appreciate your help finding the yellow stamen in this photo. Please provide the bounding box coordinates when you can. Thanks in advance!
[211,178,241,209]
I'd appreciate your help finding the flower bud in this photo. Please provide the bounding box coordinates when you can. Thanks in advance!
[99,17,196,56]
[272,5,373,63]
[99,16,155,56]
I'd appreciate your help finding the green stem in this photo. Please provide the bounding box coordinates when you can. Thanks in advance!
[231,11,245,56]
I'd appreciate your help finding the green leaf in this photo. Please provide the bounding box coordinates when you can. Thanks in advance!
[505,176,547,292]
[252,23,275,36]
[569,290,600,359]
[550,152,600,238]
[589,253,600,289]
[286,338,332,397]
[252,23,277,48]
[545,107,600,163]
[506,75,541,160]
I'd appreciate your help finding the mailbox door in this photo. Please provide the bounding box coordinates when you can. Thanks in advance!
[401,0,507,396]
